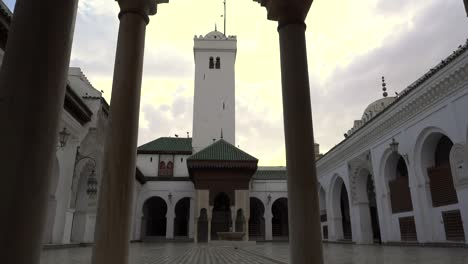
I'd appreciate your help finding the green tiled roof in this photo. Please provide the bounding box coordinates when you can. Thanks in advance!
[137,137,192,154]
[253,169,287,180]
[188,139,257,161]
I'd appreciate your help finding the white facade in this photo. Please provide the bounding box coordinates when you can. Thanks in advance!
[136,153,190,177]
[43,68,108,245]
[192,31,237,152]
[317,43,468,245]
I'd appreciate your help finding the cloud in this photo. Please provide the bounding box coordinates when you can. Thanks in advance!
[61,0,468,165]
[310,0,468,153]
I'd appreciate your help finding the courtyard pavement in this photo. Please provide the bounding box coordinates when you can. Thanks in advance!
[40,242,468,264]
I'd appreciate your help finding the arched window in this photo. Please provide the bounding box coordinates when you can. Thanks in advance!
[209,57,214,69]
[428,135,457,207]
[159,161,167,176]
[435,135,453,166]
[388,154,413,214]
[166,161,174,177]
[215,57,221,69]
[396,157,408,179]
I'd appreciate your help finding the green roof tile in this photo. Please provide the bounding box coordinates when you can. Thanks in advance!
[188,139,257,161]
[137,137,192,154]
[252,169,287,180]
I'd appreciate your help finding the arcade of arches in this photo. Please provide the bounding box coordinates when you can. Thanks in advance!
[140,131,468,245]
[136,134,468,245]
[135,134,468,245]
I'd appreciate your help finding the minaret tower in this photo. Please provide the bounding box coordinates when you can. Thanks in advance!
[192,30,237,153]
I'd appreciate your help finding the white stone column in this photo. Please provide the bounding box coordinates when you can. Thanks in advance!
[378,192,392,243]
[0,0,80,262]
[189,197,195,239]
[52,139,80,244]
[92,1,165,263]
[456,187,468,243]
[244,217,250,241]
[231,206,236,231]
[208,206,213,242]
[166,210,175,239]
[208,217,212,242]
[409,183,433,243]
[350,203,373,244]
[328,217,343,241]
[265,203,273,241]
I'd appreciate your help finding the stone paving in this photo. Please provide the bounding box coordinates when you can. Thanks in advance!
[40,242,468,264]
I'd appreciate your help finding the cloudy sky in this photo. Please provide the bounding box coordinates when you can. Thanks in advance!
[5,0,468,165]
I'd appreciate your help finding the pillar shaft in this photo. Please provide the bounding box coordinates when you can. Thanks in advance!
[0,0,78,263]
[265,211,273,241]
[166,212,174,239]
[92,11,147,264]
[278,23,324,264]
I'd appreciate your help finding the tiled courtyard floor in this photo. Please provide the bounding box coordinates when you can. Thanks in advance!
[40,242,468,264]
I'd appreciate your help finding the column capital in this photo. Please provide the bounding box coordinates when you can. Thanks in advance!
[253,0,312,25]
[116,0,168,23]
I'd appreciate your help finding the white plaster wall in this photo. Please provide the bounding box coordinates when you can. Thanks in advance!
[137,154,158,176]
[46,68,106,245]
[174,154,190,176]
[192,37,237,152]
[317,58,468,244]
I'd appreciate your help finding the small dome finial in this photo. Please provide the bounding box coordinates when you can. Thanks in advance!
[382,76,388,98]
[215,23,217,32]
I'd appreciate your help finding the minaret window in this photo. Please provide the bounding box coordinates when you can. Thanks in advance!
[209,57,214,69]
[215,57,221,69]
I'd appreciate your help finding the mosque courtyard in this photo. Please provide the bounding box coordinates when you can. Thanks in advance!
[40,242,468,264]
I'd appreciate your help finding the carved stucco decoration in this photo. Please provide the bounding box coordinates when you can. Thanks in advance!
[348,154,373,205]
[450,143,468,189]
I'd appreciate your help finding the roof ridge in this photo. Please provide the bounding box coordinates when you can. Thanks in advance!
[188,139,257,161]
[137,137,192,154]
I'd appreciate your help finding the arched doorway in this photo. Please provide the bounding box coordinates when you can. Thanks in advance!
[211,192,231,240]
[340,183,352,240]
[272,198,288,240]
[197,208,208,242]
[174,197,190,238]
[421,133,464,241]
[330,175,352,241]
[319,186,328,240]
[142,196,167,238]
[249,197,265,241]
[384,153,416,241]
